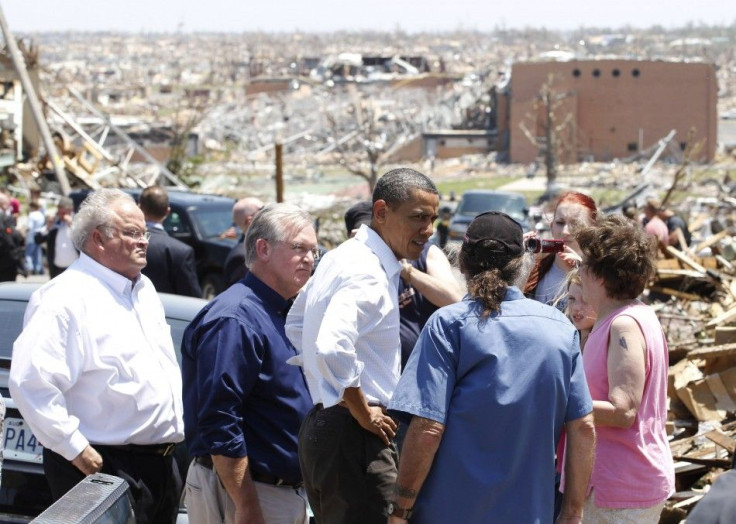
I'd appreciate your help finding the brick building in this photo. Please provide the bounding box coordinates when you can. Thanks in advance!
[501,59,717,164]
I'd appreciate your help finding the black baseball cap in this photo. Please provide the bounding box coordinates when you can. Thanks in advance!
[462,211,523,256]
[344,201,373,235]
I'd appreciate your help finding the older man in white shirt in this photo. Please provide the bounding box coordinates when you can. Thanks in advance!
[10,188,184,524]
[286,167,439,523]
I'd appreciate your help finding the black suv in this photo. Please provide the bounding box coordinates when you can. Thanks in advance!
[70,189,236,299]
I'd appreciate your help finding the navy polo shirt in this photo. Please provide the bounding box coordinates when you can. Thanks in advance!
[181,272,312,483]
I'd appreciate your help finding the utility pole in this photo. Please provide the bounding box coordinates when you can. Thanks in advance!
[0,4,71,195]
[274,142,284,203]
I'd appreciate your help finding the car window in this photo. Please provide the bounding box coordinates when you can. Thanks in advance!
[457,194,527,220]
[164,211,192,235]
[0,300,26,359]
[189,205,236,239]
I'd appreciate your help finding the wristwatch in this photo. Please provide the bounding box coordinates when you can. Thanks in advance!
[387,502,413,520]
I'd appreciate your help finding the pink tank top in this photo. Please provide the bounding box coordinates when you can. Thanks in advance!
[583,302,674,508]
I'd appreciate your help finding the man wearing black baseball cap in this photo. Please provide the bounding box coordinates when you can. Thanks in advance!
[388,211,595,523]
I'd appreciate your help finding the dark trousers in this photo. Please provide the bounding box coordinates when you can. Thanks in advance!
[43,446,181,524]
[298,404,398,524]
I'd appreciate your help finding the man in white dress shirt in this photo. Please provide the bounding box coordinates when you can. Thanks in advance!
[10,189,184,524]
[286,167,439,523]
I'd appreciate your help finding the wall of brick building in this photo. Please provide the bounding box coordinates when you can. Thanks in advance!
[508,60,717,164]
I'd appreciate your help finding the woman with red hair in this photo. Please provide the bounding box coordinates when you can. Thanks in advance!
[524,191,598,308]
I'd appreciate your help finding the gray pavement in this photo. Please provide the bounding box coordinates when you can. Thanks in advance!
[14,273,50,284]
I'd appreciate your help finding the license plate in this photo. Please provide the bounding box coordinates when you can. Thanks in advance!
[3,417,44,464]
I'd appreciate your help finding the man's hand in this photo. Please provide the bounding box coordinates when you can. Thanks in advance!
[72,445,103,475]
[355,405,397,446]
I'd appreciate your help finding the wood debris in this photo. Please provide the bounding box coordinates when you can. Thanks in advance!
[650,223,736,519]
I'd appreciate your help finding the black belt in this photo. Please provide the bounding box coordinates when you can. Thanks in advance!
[194,456,303,489]
[94,442,177,456]
[316,401,386,411]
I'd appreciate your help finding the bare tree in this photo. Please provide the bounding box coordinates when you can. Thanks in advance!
[324,96,386,192]
[519,74,575,189]
[322,85,422,193]
[166,88,210,176]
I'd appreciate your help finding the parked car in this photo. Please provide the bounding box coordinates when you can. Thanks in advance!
[447,189,530,243]
[0,281,206,520]
[70,189,237,299]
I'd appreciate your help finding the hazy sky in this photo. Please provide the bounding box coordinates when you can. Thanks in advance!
[2,0,735,33]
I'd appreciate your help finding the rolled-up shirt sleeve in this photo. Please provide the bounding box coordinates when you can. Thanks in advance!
[312,279,376,405]
[565,331,593,421]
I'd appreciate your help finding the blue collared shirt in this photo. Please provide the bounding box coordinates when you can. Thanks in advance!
[390,286,592,523]
[181,272,312,483]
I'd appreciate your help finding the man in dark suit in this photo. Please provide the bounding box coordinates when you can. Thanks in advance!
[34,197,78,278]
[139,186,202,298]
[223,196,263,287]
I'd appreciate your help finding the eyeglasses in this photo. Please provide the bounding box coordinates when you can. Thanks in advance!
[125,229,152,242]
[282,241,320,260]
[103,226,151,242]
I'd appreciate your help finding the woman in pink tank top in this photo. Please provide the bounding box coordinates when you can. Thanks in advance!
[574,214,674,522]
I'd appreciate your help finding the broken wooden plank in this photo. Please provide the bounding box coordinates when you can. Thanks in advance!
[715,254,734,271]
[671,456,732,468]
[649,286,703,301]
[675,228,690,254]
[666,246,720,280]
[704,429,736,454]
[706,306,736,328]
[671,494,704,509]
[694,230,729,254]
[687,342,736,359]
[704,373,736,412]
[656,269,710,278]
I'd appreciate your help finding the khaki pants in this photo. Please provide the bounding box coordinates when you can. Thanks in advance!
[184,459,309,524]
[583,491,664,524]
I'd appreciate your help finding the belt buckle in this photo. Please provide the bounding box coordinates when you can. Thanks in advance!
[162,443,176,456]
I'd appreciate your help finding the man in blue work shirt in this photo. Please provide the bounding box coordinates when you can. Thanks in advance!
[388,212,594,523]
[181,203,317,524]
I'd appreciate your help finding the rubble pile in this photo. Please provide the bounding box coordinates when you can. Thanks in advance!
[645,203,736,521]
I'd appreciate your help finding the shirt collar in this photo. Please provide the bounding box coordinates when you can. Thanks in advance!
[243,272,292,318]
[145,221,165,231]
[355,224,402,283]
[505,286,525,301]
[77,252,143,296]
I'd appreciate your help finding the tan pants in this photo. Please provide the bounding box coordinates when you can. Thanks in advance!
[583,491,664,524]
[184,459,309,524]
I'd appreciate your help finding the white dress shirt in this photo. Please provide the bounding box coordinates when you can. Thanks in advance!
[9,253,184,461]
[53,222,78,268]
[286,225,402,408]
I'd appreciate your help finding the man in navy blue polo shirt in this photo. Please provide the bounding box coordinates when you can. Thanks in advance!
[181,203,317,524]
